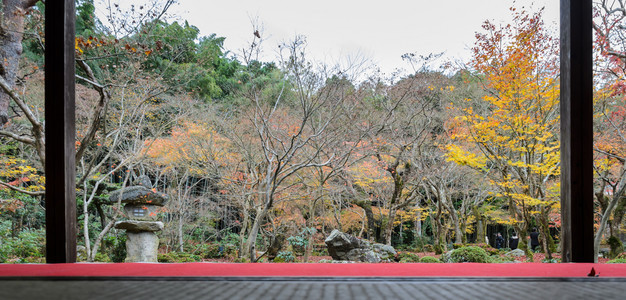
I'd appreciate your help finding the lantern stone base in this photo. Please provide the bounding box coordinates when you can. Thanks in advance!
[125,231,159,262]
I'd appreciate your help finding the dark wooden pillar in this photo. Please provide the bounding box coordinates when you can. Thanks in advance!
[45,0,77,263]
[560,0,594,262]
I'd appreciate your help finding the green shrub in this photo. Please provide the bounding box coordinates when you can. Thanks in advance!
[434,243,445,255]
[607,258,626,264]
[287,236,308,248]
[420,256,442,263]
[312,246,328,256]
[541,258,560,263]
[448,246,489,263]
[18,256,45,263]
[221,243,239,258]
[452,243,464,249]
[616,253,626,259]
[157,252,202,263]
[220,232,241,246]
[94,253,111,262]
[470,243,499,255]
[273,251,295,263]
[287,236,307,255]
[15,229,46,258]
[233,257,250,263]
[487,255,515,263]
[110,233,127,263]
[411,236,432,252]
[499,248,511,254]
[1,229,47,262]
[197,243,222,259]
[422,244,434,253]
[397,252,421,263]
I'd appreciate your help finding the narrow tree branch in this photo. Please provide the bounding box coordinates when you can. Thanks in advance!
[0,129,35,144]
[0,180,44,196]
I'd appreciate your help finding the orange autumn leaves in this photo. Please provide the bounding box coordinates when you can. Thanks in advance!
[144,121,236,176]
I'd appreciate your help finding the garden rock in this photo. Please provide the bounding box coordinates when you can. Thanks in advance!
[114,220,164,232]
[324,230,396,263]
[108,186,168,206]
[505,249,525,257]
[134,175,153,188]
[125,231,159,262]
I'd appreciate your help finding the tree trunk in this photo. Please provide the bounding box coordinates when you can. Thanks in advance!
[245,211,261,261]
[353,200,376,241]
[177,212,184,252]
[414,209,422,238]
[538,211,554,260]
[460,219,468,244]
[475,208,485,244]
[448,207,462,244]
[238,200,250,258]
[0,0,36,124]
[384,206,397,246]
[246,204,270,262]
[594,173,625,262]
[265,233,284,261]
[303,232,314,262]
[432,205,446,254]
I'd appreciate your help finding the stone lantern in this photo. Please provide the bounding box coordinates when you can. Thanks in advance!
[110,176,168,262]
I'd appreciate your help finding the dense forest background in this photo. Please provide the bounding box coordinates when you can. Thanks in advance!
[0,0,625,263]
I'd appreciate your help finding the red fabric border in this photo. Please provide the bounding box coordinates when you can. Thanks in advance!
[1,263,625,277]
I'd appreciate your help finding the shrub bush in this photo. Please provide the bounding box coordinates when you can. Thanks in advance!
[157,252,202,263]
[411,236,432,252]
[447,246,489,263]
[233,257,250,263]
[487,255,515,263]
[607,258,626,264]
[312,246,328,256]
[397,252,420,263]
[0,228,46,262]
[452,243,464,249]
[273,251,295,263]
[420,256,442,263]
[287,236,308,254]
[18,256,45,263]
[470,243,499,255]
[197,243,222,259]
[221,243,239,258]
[12,229,46,258]
[110,233,127,263]
[422,244,434,252]
[93,253,111,262]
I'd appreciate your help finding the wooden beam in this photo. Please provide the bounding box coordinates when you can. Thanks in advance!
[45,0,77,263]
[560,0,594,262]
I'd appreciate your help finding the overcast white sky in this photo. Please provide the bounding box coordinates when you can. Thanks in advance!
[100,1,560,75]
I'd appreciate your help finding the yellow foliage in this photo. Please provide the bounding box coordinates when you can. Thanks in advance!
[447,8,560,224]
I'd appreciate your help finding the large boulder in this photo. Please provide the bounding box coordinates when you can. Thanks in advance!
[108,186,168,206]
[324,230,396,263]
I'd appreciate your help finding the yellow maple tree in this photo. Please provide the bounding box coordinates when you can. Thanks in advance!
[446,8,560,258]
